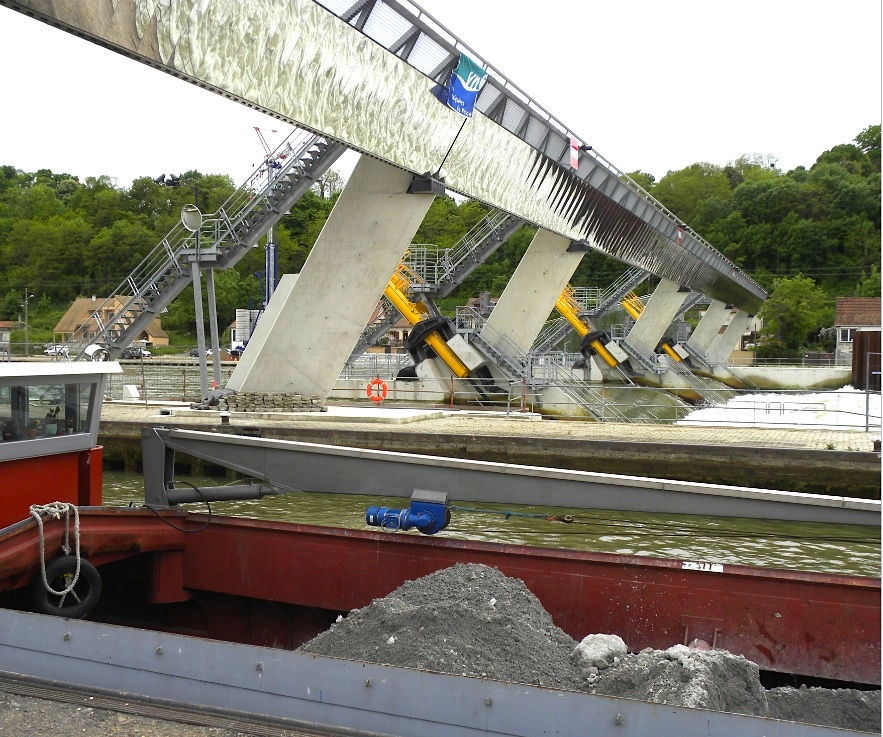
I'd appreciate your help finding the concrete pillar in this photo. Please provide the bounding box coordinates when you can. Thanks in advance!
[481,229,581,353]
[228,156,435,398]
[685,299,731,357]
[626,279,689,352]
[205,268,221,387]
[191,261,209,400]
[710,309,752,363]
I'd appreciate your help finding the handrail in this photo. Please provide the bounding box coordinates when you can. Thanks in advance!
[60,129,325,359]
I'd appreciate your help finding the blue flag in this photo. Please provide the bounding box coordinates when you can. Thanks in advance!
[446,54,488,118]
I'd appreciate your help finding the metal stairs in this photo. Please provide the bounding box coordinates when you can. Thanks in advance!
[668,360,734,404]
[465,310,654,422]
[61,129,346,360]
[347,209,524,361]
[617,294,734,405]
[586,267,649,317]
[532,267,648,354]
[404,210,525,298]
[349,297,404,363]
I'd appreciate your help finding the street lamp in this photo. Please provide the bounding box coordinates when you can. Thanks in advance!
[22,289,34,357]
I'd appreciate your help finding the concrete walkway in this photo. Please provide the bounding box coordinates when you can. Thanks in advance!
[101,401,881,452]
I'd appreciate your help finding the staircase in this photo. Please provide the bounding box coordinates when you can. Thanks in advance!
[532,268,648,354]
[587,268,649,317]
[405,210,524,297]
[348,209,524,361]
[62,130,346,360]
[466,309,667,422]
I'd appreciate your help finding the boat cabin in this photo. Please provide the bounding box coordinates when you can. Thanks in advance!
[0,362,121,527]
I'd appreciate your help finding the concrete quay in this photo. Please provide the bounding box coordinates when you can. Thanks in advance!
[99,401,882,499]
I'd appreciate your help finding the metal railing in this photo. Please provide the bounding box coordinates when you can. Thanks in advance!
[404,209,517,291]
[58,128,343,361]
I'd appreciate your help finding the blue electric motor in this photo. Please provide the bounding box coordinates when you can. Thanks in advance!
[366,489,450,535]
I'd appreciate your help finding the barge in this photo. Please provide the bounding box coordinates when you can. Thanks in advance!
[0,362,879,736]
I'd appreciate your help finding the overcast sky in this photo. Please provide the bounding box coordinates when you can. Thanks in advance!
[0,0,879,190]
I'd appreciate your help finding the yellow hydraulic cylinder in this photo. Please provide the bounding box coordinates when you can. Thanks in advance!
[384,268,470,379]
[660,342,682,362]
[621,292,643,321]
[554,288,618,368]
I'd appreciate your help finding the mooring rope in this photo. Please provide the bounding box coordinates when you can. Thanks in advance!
[28,502,81,597]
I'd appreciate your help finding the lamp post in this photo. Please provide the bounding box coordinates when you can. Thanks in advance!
[22,289,34,357]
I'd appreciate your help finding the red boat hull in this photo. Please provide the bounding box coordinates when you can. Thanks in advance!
[1,508,878,685]
[0,449,103,529]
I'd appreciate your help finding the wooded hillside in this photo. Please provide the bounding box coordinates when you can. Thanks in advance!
[0,125,878,347]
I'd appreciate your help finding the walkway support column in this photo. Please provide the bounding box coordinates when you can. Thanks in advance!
[625,279,689,358]
[683,299,732,364]
[481,229,582,353]
[710,309,752,364]
[228,156,436,400]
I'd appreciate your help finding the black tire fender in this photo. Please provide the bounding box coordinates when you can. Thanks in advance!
[30,555,102,619]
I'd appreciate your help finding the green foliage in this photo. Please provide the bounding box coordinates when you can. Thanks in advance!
[626,170,655,191]
[856,266,881,297]
[0,124,878,349]
[652,163,732,224]
[757,275,834,356]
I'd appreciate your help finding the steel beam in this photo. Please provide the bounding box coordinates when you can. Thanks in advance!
[0,611,860,736]
[140,428,879,526]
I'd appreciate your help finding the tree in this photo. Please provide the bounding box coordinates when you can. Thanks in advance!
[855,124,881,172]
[757,275,834,356]
[626,170,655,191]
[651,163,732,224]
[311,170,346,199]
[856,266,881,297]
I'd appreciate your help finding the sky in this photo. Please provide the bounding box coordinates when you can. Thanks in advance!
[0,0,879,191]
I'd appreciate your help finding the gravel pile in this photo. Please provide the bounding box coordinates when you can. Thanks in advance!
[299,563,584,690]
[299,563,881,733]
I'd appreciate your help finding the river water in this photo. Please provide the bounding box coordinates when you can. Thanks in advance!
[102,470,880,578]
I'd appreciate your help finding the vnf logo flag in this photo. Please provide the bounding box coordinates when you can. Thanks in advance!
[447,54,488,118]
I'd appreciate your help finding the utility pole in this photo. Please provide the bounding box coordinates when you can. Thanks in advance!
[22,289,34,357]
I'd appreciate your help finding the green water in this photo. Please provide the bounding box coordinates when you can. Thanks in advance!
[102,470,881,579]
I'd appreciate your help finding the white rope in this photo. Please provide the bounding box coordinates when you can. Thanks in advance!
[29,502,81,599]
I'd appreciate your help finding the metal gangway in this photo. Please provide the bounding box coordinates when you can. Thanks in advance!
[532,267,648,354]
[59,129,345,360]
[457,307,669,422]
[404,210,524,297]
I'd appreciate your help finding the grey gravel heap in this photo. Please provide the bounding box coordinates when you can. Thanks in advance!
[299,563,584,690]
[298,563,881,733]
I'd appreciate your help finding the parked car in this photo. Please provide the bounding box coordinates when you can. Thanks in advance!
[121,346,151,359]
[43,344,69,357]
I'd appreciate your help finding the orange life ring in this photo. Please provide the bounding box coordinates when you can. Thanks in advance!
[366,377,388,403]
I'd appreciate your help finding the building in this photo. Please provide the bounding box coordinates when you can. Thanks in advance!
[834,297,881,365]
[0,320,15,356]
[53,297,169,347]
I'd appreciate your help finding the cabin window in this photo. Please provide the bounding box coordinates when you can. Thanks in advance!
[839,328,855,344]
[0,381,94,442]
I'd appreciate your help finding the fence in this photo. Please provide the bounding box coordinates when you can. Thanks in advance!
[105,363,236,403]
[8,356,881,430]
